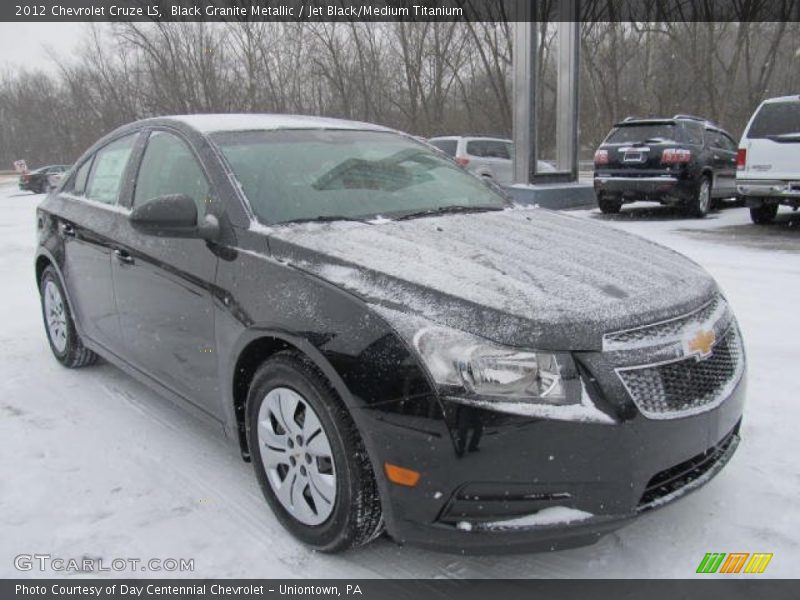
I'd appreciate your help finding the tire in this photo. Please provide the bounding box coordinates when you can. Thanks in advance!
[597,194,622,214]
[247,351,383,552]
[687,176,712,218]
[750,202,778,225]
[39,266,98,368]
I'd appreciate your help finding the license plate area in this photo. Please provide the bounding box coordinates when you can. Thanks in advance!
[623,151,646,163]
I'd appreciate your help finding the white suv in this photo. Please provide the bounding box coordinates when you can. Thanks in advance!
[427,135,555,186]
[736,95,800,224]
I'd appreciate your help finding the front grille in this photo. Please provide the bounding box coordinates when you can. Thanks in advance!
[603,294,727,351]
[638,423,740,509]
[617,325,743,419]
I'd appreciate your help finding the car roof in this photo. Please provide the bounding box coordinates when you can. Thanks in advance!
[429,135,511,142]
[760,95,800,104]
[165,113,394,134]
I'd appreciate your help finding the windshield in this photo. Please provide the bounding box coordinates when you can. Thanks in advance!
[748,101,800,138]
[606,124,677,144]
[212,129,507,224]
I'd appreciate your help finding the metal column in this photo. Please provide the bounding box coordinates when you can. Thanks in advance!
[512,1,537,185]
[556,2,580,179]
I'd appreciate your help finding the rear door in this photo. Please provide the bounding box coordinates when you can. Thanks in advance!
[111,129,221,418]
[740,99,800,181]
[58,134,139,352]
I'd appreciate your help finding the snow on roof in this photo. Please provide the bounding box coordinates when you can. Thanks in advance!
[168,113,394,134]
[761,95,800,104]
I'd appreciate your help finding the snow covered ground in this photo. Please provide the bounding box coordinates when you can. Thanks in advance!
[1,182,798,578]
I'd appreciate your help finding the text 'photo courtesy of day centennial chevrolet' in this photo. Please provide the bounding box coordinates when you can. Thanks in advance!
[34,114,746,554]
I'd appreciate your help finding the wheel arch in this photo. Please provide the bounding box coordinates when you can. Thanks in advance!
[229,329,358,462]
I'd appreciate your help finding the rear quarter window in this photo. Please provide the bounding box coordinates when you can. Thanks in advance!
[429,139,457,157]
[747,101,800,138]
[466,140,511,159]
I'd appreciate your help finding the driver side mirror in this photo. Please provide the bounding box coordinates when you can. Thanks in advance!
[129,194,219,241]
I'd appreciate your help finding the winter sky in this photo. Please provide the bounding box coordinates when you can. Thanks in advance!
[0,22,85,73]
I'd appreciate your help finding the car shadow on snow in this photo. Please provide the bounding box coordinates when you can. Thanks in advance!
[677,211,800,253]
[588,199,745,223]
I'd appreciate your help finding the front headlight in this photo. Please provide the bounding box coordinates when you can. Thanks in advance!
[412,326,568,404]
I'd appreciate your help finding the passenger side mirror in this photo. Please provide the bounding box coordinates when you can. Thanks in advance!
[129,194,219,241]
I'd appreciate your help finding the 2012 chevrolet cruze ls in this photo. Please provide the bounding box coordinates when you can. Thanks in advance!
[35,115,746,553]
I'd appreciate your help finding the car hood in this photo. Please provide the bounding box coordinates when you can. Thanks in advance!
[267,209,718,350]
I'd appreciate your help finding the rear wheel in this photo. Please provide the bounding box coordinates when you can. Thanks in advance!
[597,194,622,214]
[247,351,383,552]
[687,176,711,218]
[750,202,778,225]
[39,266,98,368]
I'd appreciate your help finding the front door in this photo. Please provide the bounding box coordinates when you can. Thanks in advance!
[111,130,221,419]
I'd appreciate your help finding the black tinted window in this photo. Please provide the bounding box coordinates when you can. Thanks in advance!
[466,140,511,159]
[85,134,137,205]
[133,132,209,217]
[429,139,457,156]
[684,122,704,145]
[748,101,800,138]
[607,124,677,144]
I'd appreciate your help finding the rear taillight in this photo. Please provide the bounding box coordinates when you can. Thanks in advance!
[736,148,747,170]
[661,148,692,164]
[455,157,470,167]
[593,149,609,165]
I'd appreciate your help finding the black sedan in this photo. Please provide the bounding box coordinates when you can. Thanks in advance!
[35,115,746,553]
[20,165,70,193]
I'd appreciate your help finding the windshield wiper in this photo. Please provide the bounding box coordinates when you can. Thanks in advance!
[394,205,505,221]
[279,215,369,225]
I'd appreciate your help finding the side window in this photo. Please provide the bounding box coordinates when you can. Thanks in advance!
[133,131,209,217]
[684,123,704,145]
[85,134,137,205]
[719,133,738,151]
[429,139,457,157]
[69,158,93,195]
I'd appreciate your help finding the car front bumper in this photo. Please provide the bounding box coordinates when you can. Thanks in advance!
[357,371,745,554]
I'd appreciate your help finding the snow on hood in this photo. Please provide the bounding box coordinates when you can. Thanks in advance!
[267,209,718,350]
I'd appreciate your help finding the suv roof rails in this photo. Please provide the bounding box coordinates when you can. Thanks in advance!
[672,114,713,124]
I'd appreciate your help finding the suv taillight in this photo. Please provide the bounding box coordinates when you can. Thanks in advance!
[455,157,470,167]
[736,148,746,170]
[593,149,609,165]
[661,148,692,164]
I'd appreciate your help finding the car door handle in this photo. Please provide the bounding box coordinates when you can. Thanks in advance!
[114,249,134,265]
[60,223,75,237]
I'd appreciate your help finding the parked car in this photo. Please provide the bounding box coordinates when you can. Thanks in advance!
[428,135,556,185]
[736,95,800,224]
[36,115,745,554]
[593,115,738,217]
[19,165,70,194]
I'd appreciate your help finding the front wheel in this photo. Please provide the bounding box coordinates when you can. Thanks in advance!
[687,176,712,218]
[247,351,383,552]
[39,266,98,368]
[750,202,778,225]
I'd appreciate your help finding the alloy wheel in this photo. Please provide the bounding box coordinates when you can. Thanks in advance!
[44,280,68,353]
[257,387,337,526]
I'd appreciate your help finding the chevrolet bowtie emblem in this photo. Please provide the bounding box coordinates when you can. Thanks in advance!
[686,329,716,358]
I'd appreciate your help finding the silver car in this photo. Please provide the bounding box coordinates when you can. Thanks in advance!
[428,135,556,185]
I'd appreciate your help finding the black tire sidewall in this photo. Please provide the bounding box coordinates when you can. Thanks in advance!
[691,177,711,217]
[246,355,361,551]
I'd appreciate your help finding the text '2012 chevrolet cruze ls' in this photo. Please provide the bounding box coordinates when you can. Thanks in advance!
[36,115,746,554]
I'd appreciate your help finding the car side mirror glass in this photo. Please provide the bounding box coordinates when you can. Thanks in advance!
[129,194,220,241]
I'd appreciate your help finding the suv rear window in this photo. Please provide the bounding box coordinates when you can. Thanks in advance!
[606,124,678,144]
[429,139,457,156]
[466,140,511,159]
[747,101,800,138]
